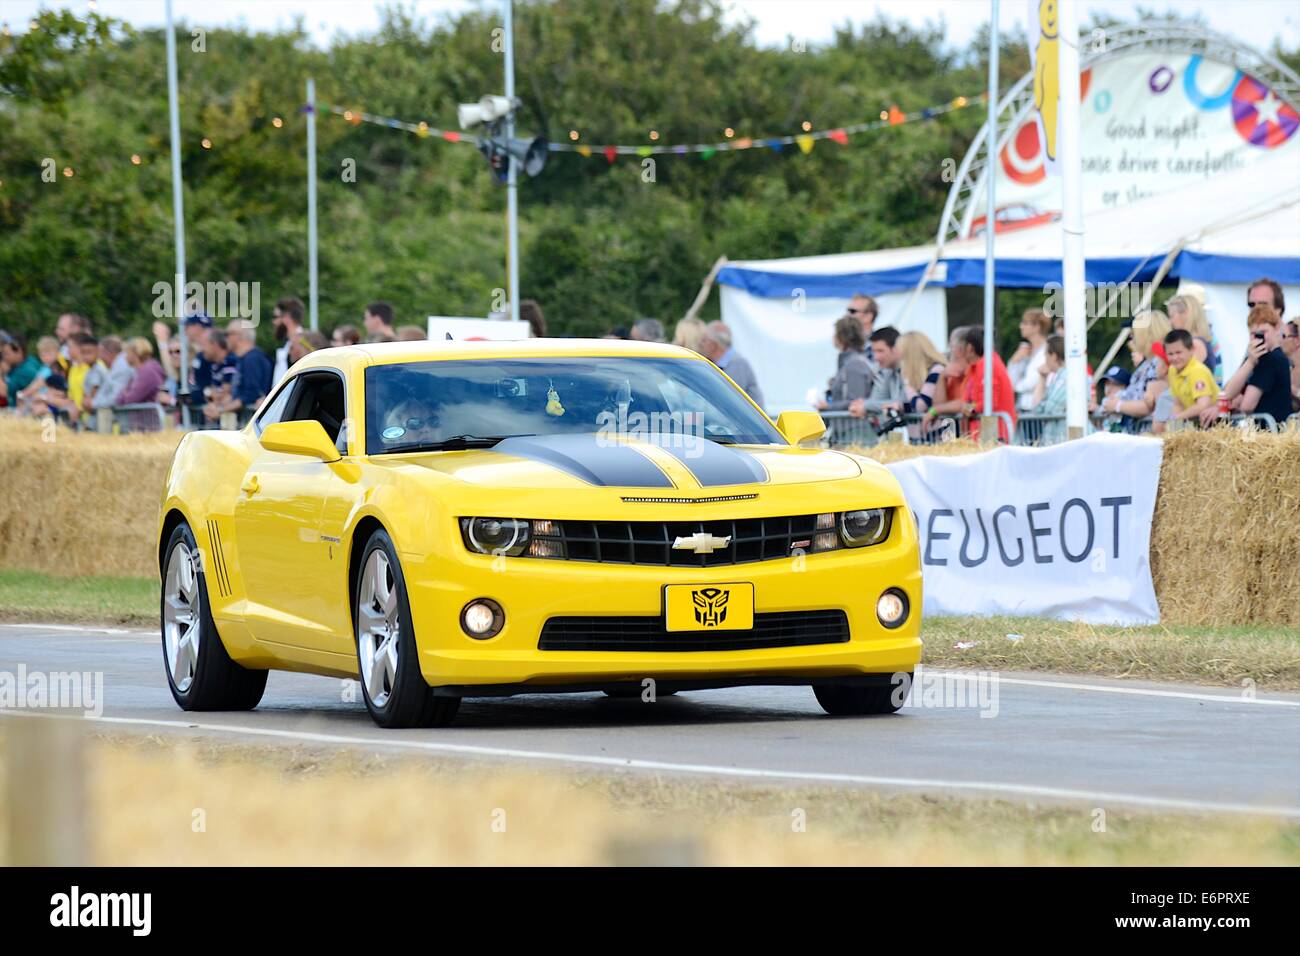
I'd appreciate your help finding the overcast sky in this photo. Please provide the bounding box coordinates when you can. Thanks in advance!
[5,0,1298,51]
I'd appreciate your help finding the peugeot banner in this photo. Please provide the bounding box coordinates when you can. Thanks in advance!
[885,433,1164,625]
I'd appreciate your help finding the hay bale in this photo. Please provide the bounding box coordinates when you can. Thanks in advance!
[0,419,178,578]
[855,437,983,464]
[1152,428,1300,627]
[0,419,1295,626]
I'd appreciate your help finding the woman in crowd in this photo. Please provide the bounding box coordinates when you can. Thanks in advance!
[1006,308,1053,412]
[672,316,707,353]
[898,330,948,413]
[1028,335,1075,444]
[897,330,950,441]
[331,324,362,348]
[816,315,872,412]
[1166,294,1221,384]
[119,337,168,405]
[1098,309,1170,431]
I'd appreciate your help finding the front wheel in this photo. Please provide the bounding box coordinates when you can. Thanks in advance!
[813,673,912,716]
[161,522,267,711]
[354,529,460,728]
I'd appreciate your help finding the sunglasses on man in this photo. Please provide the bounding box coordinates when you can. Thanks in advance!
[1247,299,1273,308]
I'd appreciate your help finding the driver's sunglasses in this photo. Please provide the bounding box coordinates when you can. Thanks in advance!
[1247,300,1272,308]
[403,417,434,429]
[846,308,871,316]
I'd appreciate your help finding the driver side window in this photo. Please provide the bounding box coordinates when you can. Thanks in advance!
[254,379,297,436]
[284,372,347,452]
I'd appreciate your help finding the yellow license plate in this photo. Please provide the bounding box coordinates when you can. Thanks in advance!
[664,583,755,632]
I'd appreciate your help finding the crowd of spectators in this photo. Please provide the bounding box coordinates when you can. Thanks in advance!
[805,277,1298,443]
[4,277,1295,440]
[0,296,407,429]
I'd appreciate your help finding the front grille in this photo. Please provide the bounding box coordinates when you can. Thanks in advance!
[532,515,836,567]
[538,610,850,652]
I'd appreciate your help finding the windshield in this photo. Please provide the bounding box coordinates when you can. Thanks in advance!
[363,356,783,455]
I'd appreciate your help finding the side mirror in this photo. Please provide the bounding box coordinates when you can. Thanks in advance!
[776,410,826,447]
[260,420,341,462]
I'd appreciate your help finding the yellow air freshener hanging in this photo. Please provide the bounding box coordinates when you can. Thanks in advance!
[545,384,565,417]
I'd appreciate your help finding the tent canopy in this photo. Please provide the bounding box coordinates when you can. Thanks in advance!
[717,149,1299,412]
[718,148,1300,297]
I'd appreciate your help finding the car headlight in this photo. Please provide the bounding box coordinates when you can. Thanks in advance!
[461,517,532,557]
[840,508,892,548]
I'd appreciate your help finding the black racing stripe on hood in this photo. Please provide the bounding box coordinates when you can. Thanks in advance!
[647,435,769,487]
[492,434,673,488]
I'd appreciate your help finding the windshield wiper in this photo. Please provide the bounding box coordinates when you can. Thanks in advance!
[384,434,534,454]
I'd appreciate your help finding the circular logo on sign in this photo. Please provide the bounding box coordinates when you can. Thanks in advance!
[382,425,406,441]
[1231,74,1299,148]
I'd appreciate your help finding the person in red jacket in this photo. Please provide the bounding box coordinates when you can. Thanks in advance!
[953,326,1017,442]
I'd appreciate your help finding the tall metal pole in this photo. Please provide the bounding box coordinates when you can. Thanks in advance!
[981,0,999,444]
[503,0,520,324]
[1059,0,1087,439]
[165,0,189,425]
[306,78,319,331]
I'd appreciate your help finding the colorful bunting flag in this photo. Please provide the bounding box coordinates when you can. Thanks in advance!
[316,90,981,166]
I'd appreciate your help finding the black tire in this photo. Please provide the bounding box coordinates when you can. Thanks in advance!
[813,673,912,716]
[353,528,460,729]
[161,522,267,711]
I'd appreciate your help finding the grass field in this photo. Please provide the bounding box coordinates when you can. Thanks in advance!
[1,730,1295,866]
[2,570,1297,689]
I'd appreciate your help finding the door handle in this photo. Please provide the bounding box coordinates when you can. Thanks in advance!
[241,475,260,496]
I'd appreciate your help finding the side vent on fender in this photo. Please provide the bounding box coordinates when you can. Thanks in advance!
[206,519,233,598]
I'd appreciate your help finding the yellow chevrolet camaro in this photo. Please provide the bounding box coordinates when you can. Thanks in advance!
[157,339,921,727]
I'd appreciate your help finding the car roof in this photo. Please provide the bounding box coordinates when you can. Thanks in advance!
[292,336,703,372]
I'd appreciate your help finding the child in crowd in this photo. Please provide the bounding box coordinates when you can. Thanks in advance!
[1095,366,1131,432]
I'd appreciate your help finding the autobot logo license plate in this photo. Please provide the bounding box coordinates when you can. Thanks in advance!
[664,583,754,632]
[692,587,730,626]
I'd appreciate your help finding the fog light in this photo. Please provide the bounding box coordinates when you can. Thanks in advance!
[876,589,909,629]
[461,598,504,639]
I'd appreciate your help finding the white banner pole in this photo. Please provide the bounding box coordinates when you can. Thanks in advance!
[982,0,999,433]
[165,0,189,426]
[1058,1,1087,439]
[306,78,319,332]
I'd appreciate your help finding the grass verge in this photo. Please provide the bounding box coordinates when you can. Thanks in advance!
[2,572,1297,689]
[1,732,1295,866]
[0,570,157,625]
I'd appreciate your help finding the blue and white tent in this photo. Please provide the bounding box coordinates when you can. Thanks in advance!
[718,148,1300,413]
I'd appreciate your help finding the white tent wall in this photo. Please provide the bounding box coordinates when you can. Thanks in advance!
[719,284,948,413]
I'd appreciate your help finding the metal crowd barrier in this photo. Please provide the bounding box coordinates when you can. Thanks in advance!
[88,403,168,434]
[821,410,1015,448]
[820,408,1289,449]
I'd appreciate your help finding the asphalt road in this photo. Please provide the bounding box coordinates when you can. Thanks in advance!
[2,622,1298,817]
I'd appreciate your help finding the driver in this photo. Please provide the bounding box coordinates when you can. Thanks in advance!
[381,395,441,445]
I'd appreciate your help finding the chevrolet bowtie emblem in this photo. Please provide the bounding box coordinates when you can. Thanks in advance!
[672,532,732,554]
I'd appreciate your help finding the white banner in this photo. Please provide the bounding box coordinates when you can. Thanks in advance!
[885,433,1163,625]
[975,51,1299,228]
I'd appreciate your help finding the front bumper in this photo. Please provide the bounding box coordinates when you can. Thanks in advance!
[401,523,922,690]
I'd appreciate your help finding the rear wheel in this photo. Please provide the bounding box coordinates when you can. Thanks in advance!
[813,674,911,716]
[161,522,267,711]
[354,529,460,729]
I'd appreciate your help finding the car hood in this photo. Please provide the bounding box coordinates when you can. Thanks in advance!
[389,432,864,491]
